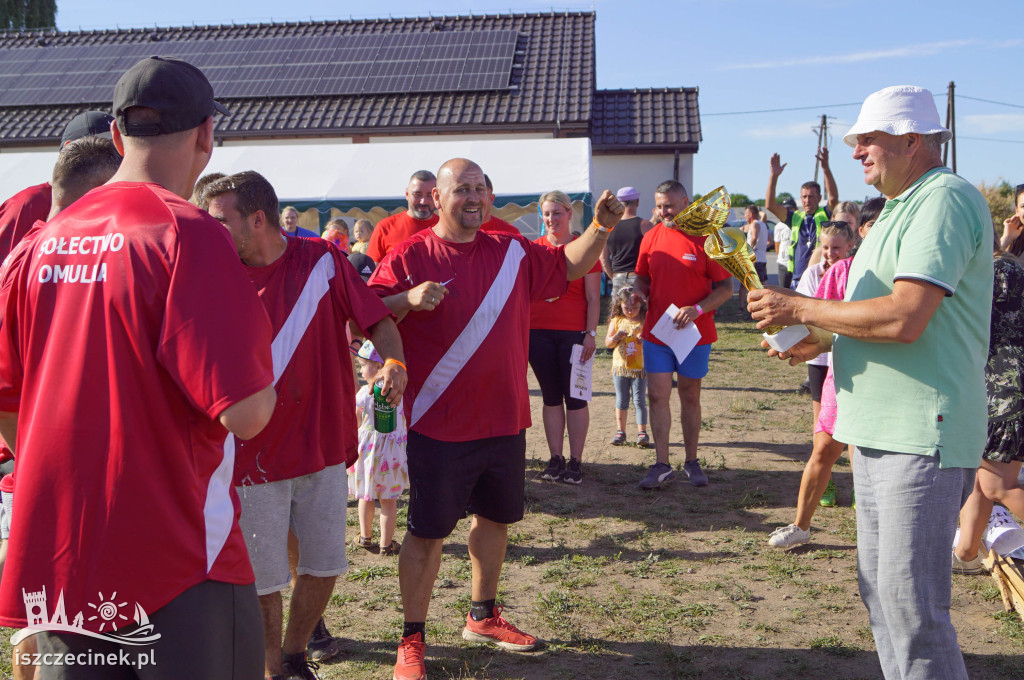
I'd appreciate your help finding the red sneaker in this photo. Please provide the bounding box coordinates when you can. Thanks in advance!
[393,632,426,680]
[461,606,539,651]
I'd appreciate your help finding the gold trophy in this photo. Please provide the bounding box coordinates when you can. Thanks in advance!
[666,186,810,352]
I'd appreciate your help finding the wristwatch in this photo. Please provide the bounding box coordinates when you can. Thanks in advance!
[586,330,597,337]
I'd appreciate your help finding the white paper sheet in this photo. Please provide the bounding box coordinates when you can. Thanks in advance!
[651,304,702,364]
[569,344,593,401]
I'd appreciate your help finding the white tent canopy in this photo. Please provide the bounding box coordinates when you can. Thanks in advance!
[0,137,592,207]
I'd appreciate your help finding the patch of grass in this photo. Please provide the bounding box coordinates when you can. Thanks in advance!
[810,549,844,560]
[699,451,728,470]
[994,611,1024,647]
[345,564,398,582]
[755,398,778,410]
[732,488,771,510]
[809,633,858,657]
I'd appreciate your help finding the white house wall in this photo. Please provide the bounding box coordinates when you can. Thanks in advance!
[591,154,695,219]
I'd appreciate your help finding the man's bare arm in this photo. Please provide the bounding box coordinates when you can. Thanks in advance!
[366,316,408,406]
[748,279,946,344]
[765,153,787,222]
[819,148,839,213]
[219,385,276,440]
[564,190,623,280]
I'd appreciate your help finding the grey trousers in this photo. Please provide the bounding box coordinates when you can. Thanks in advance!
[853,447,974,680]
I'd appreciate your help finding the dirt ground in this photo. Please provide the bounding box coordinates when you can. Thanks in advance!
[3,296,1023,680]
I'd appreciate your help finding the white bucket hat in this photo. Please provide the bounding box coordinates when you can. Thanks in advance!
[843,85,951,147]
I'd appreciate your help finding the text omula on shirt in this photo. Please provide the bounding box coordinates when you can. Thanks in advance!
[34,233,124,284]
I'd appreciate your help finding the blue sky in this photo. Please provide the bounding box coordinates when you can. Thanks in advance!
[55,0,1024,204]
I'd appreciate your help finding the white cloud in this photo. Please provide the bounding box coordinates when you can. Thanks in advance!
[963,114,1024,134]
[744,122,820,139]
[720,39,978,71]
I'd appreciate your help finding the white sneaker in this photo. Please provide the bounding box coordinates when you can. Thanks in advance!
[767,524,811,549]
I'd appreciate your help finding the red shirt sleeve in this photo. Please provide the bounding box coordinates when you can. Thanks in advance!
[157,220,274,419]
[332,249,393,333]
[366,221,387,263]
[522,236,569,301]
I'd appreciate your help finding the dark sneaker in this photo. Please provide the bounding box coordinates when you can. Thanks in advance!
[683,459,708,487]
[281,651,321,680]
[636,432,650,448]
[306,618,343,662]
[610,430,626,446]
[540,456,565,481]
[638,462,675,489]
[394,632,427,680]
[561,458,583,485]
[462,606,539,651]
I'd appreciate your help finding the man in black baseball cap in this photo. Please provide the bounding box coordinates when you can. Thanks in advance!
[0,110,117,260]
[0,55,273,679]
[114,56,229,137]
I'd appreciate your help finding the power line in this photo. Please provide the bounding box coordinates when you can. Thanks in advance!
[958,95,1024,110]
[702,102,862,117]
[958,135,1024,145]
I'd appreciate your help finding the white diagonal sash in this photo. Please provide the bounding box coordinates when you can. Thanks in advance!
[410,239,525,427]
[208,252,335,571]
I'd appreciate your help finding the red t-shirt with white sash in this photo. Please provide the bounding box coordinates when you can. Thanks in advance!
[370,229,567,442]
[233,237,392,486]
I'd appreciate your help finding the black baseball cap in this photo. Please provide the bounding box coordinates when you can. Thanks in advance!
[347,252,376,282]
[113,56,230,136]
[60,111,114,148]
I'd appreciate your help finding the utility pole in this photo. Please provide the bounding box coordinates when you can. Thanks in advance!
[943,81,957,172]
[812,114,828,182]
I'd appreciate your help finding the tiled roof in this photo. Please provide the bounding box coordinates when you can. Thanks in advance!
[0,12,596,146]
[591,88,701,152]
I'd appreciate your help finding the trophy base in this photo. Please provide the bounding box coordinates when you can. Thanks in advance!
[763,325,811,353]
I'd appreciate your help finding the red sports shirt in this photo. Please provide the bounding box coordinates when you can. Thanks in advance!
[370,229,567,442]
[366,211,438,262]
[0,182,274,629]
[481,216,520,234]
[529,235,601,331]
[635,223,732,346]
[233,237,392,486]
[0,183,51,262]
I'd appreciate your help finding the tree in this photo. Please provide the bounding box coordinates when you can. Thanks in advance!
[977,179,1015,232]
[776,191,794,205]
[728,192,753,208]
[1,0,57,31]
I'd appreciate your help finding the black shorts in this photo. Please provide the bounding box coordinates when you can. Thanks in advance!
[808,364,828,402]
[406,430,526,539]
[34,580,262,680]
[528,329,587,410]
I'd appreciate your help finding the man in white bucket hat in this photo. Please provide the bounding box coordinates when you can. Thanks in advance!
[749,85,992,679]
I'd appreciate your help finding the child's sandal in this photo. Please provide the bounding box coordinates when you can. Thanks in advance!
[610,430,626,446]
[380,540,401,556]
[356,535,377,552]
[636,432,651,448]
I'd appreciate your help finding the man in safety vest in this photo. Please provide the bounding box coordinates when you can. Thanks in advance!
[765,149,839,288]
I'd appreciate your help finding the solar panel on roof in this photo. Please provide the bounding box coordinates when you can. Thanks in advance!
[0,29,520,107]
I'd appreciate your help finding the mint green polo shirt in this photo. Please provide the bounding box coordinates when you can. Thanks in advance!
[833,167,993,468]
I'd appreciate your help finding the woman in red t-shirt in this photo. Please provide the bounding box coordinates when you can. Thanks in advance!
[529,191,601,485]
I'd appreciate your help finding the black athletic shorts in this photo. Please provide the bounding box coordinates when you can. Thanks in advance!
[34,580,262,680]
[808,363,828,402]
[406,429,526,539]
[528,328,588,410]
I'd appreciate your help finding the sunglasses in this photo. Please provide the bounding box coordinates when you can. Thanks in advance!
[821,220,850,229]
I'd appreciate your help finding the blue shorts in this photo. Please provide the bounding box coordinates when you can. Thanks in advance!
[643,339,712,379]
